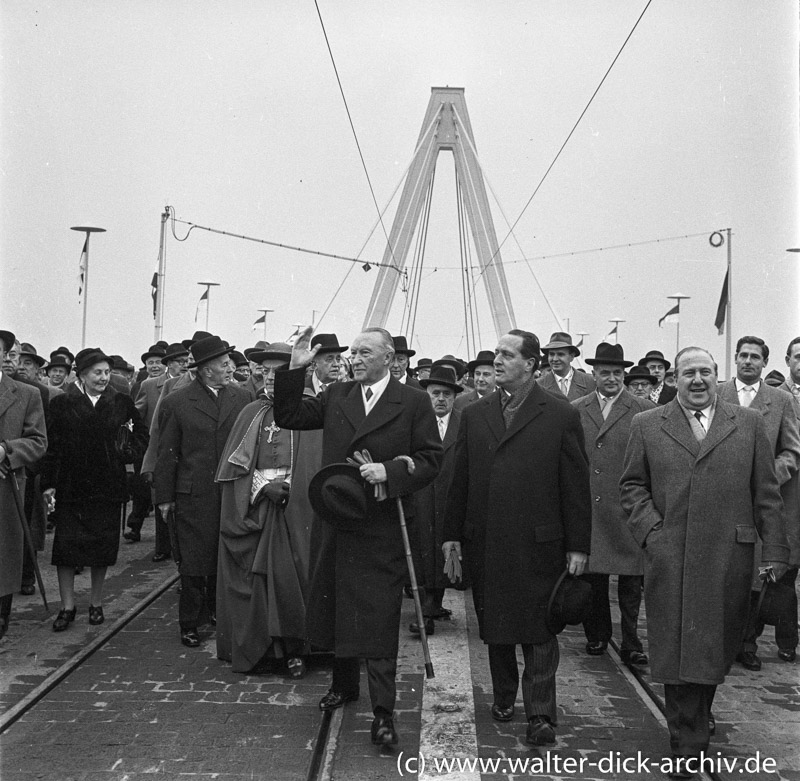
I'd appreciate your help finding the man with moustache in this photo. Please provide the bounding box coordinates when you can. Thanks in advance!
[620,347,788,778]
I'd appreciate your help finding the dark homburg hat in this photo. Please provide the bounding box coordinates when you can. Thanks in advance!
[434,354,466,378]
[638,349,671,371]
[467,350,495,373]
[585,342,634,368]
[546,570,592,635]
[308,463,369,531]
[392,335,416,357]
[230,351,249,368]
[19,343,46,367]
[45,355,72,373]
[542,332,580,357]
[74,347,113,376]
[624,365,658,386]
[141,344,167,363]
[415,357,433,370]
[419,364,463,394]
[248,342,292,365]
[188,335,234,369]
[50,345,75,365]
[161,343,190,364]
[181,330,212,350]
[0,330,15,353]
[311,333,348,354]
[108,354,129,372]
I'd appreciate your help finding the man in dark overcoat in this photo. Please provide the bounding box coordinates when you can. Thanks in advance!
[620,346,788,777]
[572,343,655,663]
[443,330,591,747]
[274,326,441,747]
[154,336,252,648]
[0,329,47,638]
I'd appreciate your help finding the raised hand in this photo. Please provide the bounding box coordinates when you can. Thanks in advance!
[290,326,321,369]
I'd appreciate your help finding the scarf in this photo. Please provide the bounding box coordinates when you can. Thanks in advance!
[502,371,538,427]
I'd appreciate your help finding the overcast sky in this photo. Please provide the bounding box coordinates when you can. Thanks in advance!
[2,1,798,378]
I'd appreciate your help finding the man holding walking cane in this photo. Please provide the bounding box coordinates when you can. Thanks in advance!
[274,326,441,747]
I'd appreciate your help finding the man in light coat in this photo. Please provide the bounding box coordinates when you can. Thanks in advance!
[620,346,788,777]
[537,331,596,400]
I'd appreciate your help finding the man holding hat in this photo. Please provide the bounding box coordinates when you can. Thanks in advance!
[443,329,591,747]
[638,349,677,405]
[154,336,252,647]
[538,332,596,400]
[274,326,441,747]
[455,350,497,410]
[308,334,347,395]
[572,343,655,664]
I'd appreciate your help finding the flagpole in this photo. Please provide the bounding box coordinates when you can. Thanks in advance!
[725,228,732,380]
[71,225,106,349]
[197,281,220,332]
[667,293,690,355]
[154,207,168,342]
[256,308,274,340]
[609,318,625,345]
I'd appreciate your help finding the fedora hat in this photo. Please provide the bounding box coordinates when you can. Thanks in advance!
[434,354,466,378]
[141,344,167,363]
[181,330,212,350]
[108,354,128,372]
[248,341,292,365]
[638,349,671,371]
[50,345,75,365]
[415,357,432,370]
[45,355,71,373]
[312,333,348,354]
[19,343,46,368]
[161,343,190,365]
[546,570,592,635]
[392,335,416,357]
[0,330,16,353]
[230,350,249,368]
[188,335,234,369]
[467,350,495,373]
[308,463,369,531]
[74,347,113,376]
[624,365,657,386]
[244,340,269,360]
[420,364,463,394]
[542,332,580,357]
[764,369,786,388]
[585,342,633,368]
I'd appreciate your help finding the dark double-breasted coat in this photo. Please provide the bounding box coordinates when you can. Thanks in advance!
[154,379,252,576]
[443,384,592,645]
[0,375,47,596]
[274,368,442,658]
[572,389,655,575]
[620,399,789,685]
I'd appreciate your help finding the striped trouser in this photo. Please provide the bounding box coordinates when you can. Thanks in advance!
[488,637,560,722]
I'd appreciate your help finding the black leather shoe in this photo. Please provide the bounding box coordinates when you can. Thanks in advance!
[708,711,716,736]
[371,714,398,746]
[88,605,104,625]
[181,629,200,648]
[778,648,796,662]
[151,552,171,563]
[526,716,556,745]
[586,641,607,656]
[490,703,515,722]
[736,650,761,671]
[123,530,141,543]
[620,649,648,666]
[319,689,359,711]
[53,607,77,632]
[20,584,35,596]
[409,619,434,636]
[432,607,452,620]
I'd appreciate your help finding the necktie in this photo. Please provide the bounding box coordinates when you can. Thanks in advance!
[600,396,611,420]
[792,385,800,398]
[438,418,446,440]
[741,386,754,408]
[365,387,373,401]
[559,377,568,396]
[693,410,707,441]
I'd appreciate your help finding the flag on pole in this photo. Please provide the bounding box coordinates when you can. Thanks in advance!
[658,303,680,327]
[252,312,266,331]
[78,236,88,303]
[714,270,729,335]
[575,336,584,349]
[605,324,618,340]
[195,288,208,323]
[151,271,158,319]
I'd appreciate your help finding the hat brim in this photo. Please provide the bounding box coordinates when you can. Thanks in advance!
[188,345,235,369]
[467,358,495,372]
[249,350,292,364]
[395,349,416,358]
[315,345,348,354]
[624,372,657,385]
[585,358,634,368]
[141,351,166,363]
[161,351,189,365]
[419,378,463,393]
[545,569,592,636]
[308,463,368,530]
[0,331,16,353]
[19,353,46,368]
[543,343,580,356]
[638,356,671,371]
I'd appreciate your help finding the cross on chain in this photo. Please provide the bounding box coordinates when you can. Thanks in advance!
[264,420,281,443]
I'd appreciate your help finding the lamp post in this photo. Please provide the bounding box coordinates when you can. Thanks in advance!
[667,293,691,355]
[70,225,106,349]
[256,308,273,340]
[197,281,220,332]
[608,318,625,345]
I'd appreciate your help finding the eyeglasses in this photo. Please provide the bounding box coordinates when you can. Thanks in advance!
[629,381,652,389]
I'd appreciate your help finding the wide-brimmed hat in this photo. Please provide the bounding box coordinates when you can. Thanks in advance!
[45,355,71,373]
[50,345,75,364]
[74,347,113,376]
[624,365,657,386]
[248,341,292,365]
[420,364,464,394]
[19,343,46,367]
[308,463,369,531]
[546,570,592,635]
[467,350,495,373]
[0,330,16,353]
[392,335,416,357]
[312,333,348,354]
[434,354,466,377]
[141,344,167,363]
[161,343,190,365]
[542,332,580,357]
[585,342,634,368]
[638,349,671,371]
[188,335,234,369]
[181,330,212,350]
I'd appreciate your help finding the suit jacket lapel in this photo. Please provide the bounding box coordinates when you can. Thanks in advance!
[352,377,404,446]
[661,400,700,457]
[443,409,461,451]
[718,380,739,406]
[499,384,545,447]
[751,384,771,417]
[340,381,366,432]
[188,380,219,421]
[599,392,631,434]
[697,401,736,459]
[585,394,604,432]
[0,375,16,418]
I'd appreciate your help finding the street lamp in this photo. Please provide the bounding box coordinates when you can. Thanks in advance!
[196,281,220,332]
[71,225,106,349]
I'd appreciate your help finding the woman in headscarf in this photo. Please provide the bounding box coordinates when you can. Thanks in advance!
[42,348,148,631]
[215,342,316,677]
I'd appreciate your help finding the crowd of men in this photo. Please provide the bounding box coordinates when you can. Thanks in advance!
[0,324,798,779]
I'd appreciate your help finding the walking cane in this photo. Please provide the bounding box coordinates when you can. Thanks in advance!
[8,473,50,614]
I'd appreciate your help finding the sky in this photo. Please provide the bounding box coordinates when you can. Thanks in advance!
[2,1,799,379]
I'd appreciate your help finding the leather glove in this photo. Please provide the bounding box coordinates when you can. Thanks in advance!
[761,561,789,582]
[262,479,290,506]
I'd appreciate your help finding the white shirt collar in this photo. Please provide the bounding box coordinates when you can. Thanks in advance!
[734,377,761,393]
[362,371,391,412]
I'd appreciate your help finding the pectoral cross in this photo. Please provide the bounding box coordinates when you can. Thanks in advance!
[264,420,281,443]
